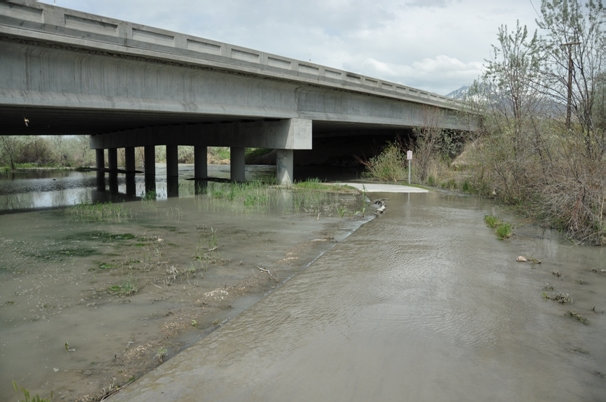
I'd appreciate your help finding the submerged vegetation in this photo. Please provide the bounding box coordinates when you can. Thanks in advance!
[205,179,363,217]
[66,202,130,223]
[12,381,53,402]
[483,215,513,240]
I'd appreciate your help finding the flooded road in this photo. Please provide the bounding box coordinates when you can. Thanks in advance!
[108,191,606,402]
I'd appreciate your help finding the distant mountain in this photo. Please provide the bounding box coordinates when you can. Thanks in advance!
[447,83,566,117]
[446,85,471,100]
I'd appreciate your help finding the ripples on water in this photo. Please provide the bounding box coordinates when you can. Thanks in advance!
[110,191,605,402]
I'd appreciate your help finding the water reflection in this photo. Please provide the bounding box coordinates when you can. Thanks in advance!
[0,164,276,212]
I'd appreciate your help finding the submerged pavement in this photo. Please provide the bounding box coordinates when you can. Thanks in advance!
[108,191,605,402]
[334,182,429,193]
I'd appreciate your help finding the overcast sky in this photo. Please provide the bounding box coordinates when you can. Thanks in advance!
[43,0,542,95]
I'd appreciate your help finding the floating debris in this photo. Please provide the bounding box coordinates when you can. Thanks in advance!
[543,292,573,304]
[371,199,386,215]
[516,255,541,264]
[566,311,589,325]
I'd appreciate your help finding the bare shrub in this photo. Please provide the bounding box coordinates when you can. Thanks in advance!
[537,141,605,244]
[362,142,407,182]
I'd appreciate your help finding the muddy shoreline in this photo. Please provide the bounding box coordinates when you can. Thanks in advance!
[0,189,368,401]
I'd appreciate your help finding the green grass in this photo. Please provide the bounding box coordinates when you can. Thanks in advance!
[484,215,513,239]
[67,202,130,223]
[96,262,117,271]
[27,246,98,261]
[495,223,512,239]
[205,180,362,216]
[107,279,138,296]
[12,381,53,402]
[484,215,501,228]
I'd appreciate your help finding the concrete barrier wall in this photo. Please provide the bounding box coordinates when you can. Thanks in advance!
[0,0,465,112]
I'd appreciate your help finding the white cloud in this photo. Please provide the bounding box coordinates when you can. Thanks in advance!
[44,0,540,95]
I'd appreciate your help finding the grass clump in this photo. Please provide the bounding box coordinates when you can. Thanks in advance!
[107,280,138,296]
[67,202,130,223]
[484,214,501,228]
[12,381,53,402]
[495,222,512,240]
[484,215,512,239]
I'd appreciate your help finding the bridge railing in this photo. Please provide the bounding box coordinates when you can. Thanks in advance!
[0,0,464,111]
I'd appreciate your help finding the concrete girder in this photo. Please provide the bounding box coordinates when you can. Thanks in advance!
[89,119,312,150]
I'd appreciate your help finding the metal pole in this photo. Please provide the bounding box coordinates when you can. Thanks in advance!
[563,41,580,130]
[408,159,411,185]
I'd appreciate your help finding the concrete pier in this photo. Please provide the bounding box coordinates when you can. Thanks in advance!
[166,144,179,197]
[276,149,294,186]
[230,147,246,183]
[108,148,118,193]
[144,145,156,195]
[125,147,136,196]
[95,149,105,192]
[194,145,208,181]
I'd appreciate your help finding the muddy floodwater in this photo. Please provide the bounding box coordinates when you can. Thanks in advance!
[108,192,605,402]
[1,171,605,402]
[0,170,367,401]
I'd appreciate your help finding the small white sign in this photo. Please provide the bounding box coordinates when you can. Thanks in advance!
[406,150,413,160]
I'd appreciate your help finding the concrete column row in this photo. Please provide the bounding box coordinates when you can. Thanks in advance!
[95,144,293,197]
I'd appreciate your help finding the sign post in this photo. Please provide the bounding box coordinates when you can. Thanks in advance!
[406,150,413,184]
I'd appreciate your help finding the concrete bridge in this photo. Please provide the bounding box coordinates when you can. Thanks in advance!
[0,0,478,192]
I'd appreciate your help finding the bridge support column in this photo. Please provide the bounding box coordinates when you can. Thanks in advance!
[230,146,245,182]
[166,145,179,197]
[276,149,294,186]
[125,146,136,196]
[95,148,105,192]
[108,147,118,193]
[144,145,156,195]
[194,145,207,180]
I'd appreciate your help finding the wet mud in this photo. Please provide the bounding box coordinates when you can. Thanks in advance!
[0,190,366,401]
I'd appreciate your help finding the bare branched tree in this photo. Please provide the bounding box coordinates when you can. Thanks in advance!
[536,0,606,158]
[0,136,19,171]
